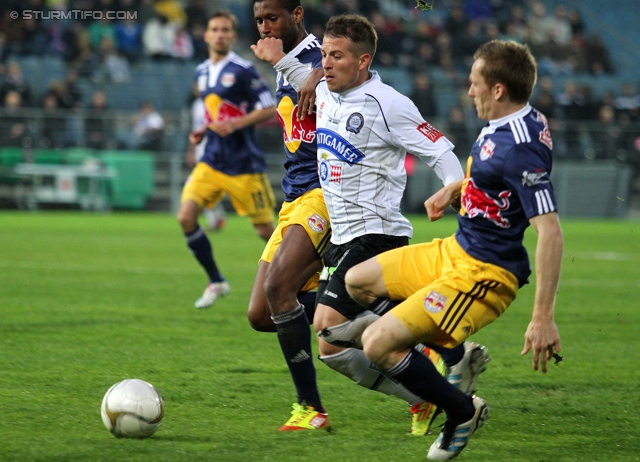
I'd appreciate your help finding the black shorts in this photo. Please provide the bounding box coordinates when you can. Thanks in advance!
[317,234,409,319]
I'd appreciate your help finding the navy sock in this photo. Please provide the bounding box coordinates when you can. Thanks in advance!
[387,349,474,423]
[428,343,465,369]
[185,225,223,283]
[297,291,317,324]
[272,304,324,413]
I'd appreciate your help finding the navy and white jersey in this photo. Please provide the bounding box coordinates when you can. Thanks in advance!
[194,51,275,175]
[455,104,557,286]
[275,34,323,202]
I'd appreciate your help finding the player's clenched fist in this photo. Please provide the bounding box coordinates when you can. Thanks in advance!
[251,37,286,66]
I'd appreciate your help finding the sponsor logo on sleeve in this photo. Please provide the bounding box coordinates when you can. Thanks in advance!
[521,170,550,187]
[250,78,263,90]
[417,122,443,142]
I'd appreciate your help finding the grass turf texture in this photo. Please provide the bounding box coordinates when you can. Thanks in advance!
[1,211,639,462]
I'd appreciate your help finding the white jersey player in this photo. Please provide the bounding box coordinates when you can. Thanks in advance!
[273,58,462,246]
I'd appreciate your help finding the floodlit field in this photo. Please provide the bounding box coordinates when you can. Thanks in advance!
[1,211,639,461]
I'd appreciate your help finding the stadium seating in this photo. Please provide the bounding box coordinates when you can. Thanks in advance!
[33,149,64,165]
[543,0,640,80]
[99,150,156,209]
[0,147,23,168]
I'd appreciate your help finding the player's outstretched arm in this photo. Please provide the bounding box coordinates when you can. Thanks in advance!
[521,212,563,373]
[297,67,324,121]
[424,179,463,221]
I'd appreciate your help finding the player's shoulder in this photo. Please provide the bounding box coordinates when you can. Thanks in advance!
[194,59,210,74]
[490,108,551,165]
[293,35,322,62]
[302,36,322,53]
[228,52,257,71]
[365,77,413,112]
[493,106,541,145]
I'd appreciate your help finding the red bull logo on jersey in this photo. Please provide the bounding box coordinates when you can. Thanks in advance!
[277,96,317,153]
[220,72,236,88]
[479,138,496,161]
[307,213,327,233]
[424,290,447,313]
[461,177,512,228]
[204,93,246,130]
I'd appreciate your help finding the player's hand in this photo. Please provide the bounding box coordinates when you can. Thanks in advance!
[521,318,561,374]
[250,37,285,66]
[214,120,237,137]
[424,180,462,221]
[189,128,205,145]
[297,67,323,120]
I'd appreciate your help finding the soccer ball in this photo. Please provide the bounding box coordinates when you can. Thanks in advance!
[101,379,164,438]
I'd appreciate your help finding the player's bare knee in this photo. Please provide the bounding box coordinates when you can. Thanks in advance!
[247,304,275,332]
[263,272,286,307]
[247,315,274,332]
[361,324,385,366]
[177,209,197,233]
[317,337,343,356]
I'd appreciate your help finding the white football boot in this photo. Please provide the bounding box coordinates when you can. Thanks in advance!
[427,396,489,460]
[447,342,491,394]
[195,281,230,309]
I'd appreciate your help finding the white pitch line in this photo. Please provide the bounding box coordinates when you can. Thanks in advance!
[0,260,200,276]
[560,279,640,288]
[567,251,640,262]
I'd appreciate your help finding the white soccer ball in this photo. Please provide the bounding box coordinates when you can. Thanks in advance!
[101,379,164,439]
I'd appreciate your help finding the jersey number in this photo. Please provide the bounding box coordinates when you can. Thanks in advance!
[252,191,265,210]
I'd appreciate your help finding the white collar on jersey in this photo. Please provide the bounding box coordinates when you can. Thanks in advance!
[335,71,381,100]
[477,103,532,142]
[287,34,319,58]
[488,103,532,128]
[208,51,238,70]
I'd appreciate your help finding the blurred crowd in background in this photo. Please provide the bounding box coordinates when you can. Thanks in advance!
[0,0,638,197]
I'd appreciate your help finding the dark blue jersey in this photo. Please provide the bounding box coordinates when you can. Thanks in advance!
[455,105,557,286]
[194,52,275,175]
[275,34,322,201]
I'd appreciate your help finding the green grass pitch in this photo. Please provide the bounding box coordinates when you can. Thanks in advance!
[1,211,639,461]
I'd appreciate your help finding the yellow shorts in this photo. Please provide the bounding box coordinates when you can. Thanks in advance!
[181,162,275,225]
[260,188,331,292]
[378,235,519,348]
